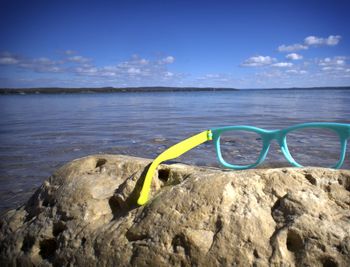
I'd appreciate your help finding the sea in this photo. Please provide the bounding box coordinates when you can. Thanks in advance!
[0,88,349,213]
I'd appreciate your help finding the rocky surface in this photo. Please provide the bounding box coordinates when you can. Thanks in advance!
[0,154,349,267]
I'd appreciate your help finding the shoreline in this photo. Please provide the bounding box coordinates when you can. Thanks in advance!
[0,86,349,95]
[0,87,238,95]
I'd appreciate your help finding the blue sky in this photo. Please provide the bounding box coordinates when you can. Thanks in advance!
[0,0,349,88]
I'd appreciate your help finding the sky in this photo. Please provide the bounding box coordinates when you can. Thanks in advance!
[0,0,350,89]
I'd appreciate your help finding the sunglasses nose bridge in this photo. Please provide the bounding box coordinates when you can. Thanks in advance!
[263,130,281,144]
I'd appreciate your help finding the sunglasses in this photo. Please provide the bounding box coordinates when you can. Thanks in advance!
[138,122,350,205]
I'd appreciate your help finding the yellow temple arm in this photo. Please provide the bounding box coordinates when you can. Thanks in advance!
[137,130,212,205]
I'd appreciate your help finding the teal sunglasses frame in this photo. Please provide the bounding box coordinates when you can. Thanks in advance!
[212,122,350,170]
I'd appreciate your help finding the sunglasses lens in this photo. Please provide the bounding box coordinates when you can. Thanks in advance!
[286,128,341,167]
[219,130,263,166]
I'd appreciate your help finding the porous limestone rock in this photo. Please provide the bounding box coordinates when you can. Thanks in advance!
[0,154,349,267]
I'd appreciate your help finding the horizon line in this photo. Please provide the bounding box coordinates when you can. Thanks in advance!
[0,85,350,95]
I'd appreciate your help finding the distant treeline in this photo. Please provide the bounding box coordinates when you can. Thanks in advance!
[0,87,239,94]
[261,86,350,91]
[0,86,349,95]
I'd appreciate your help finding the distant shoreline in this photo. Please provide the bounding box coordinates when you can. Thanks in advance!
[0,86,349,95]
[0,87,238,95]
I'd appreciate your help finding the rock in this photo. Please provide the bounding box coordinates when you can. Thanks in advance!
[0,154,349,267]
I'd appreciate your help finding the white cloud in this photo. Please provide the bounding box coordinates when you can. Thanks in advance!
[2,48,349,88]
[33,57,59,66]
[160,56,175,64]
[278,44,308,52]
[68,56,90,63]
[286,53,303,60]
[335,59,345,65]
[316,57,349,75]
[69,54,182,84]
[304,35,341,46]
[318,56,346,67]
[1,54,65,73]
[75,66,98,75]
[241,56,276,67]
[0,56,19,64]
[139,59,149,65]
[203,74,220,78]
[63,50,76,55]
[272,62,293,68]
[304,36,324,46]
[127,67,141,74]
[0,52,20,65]
[165,72,174,77]
[322,66,345,72]
[278,35,341,53]
[0,53,82,73]
[286,69,307,74]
